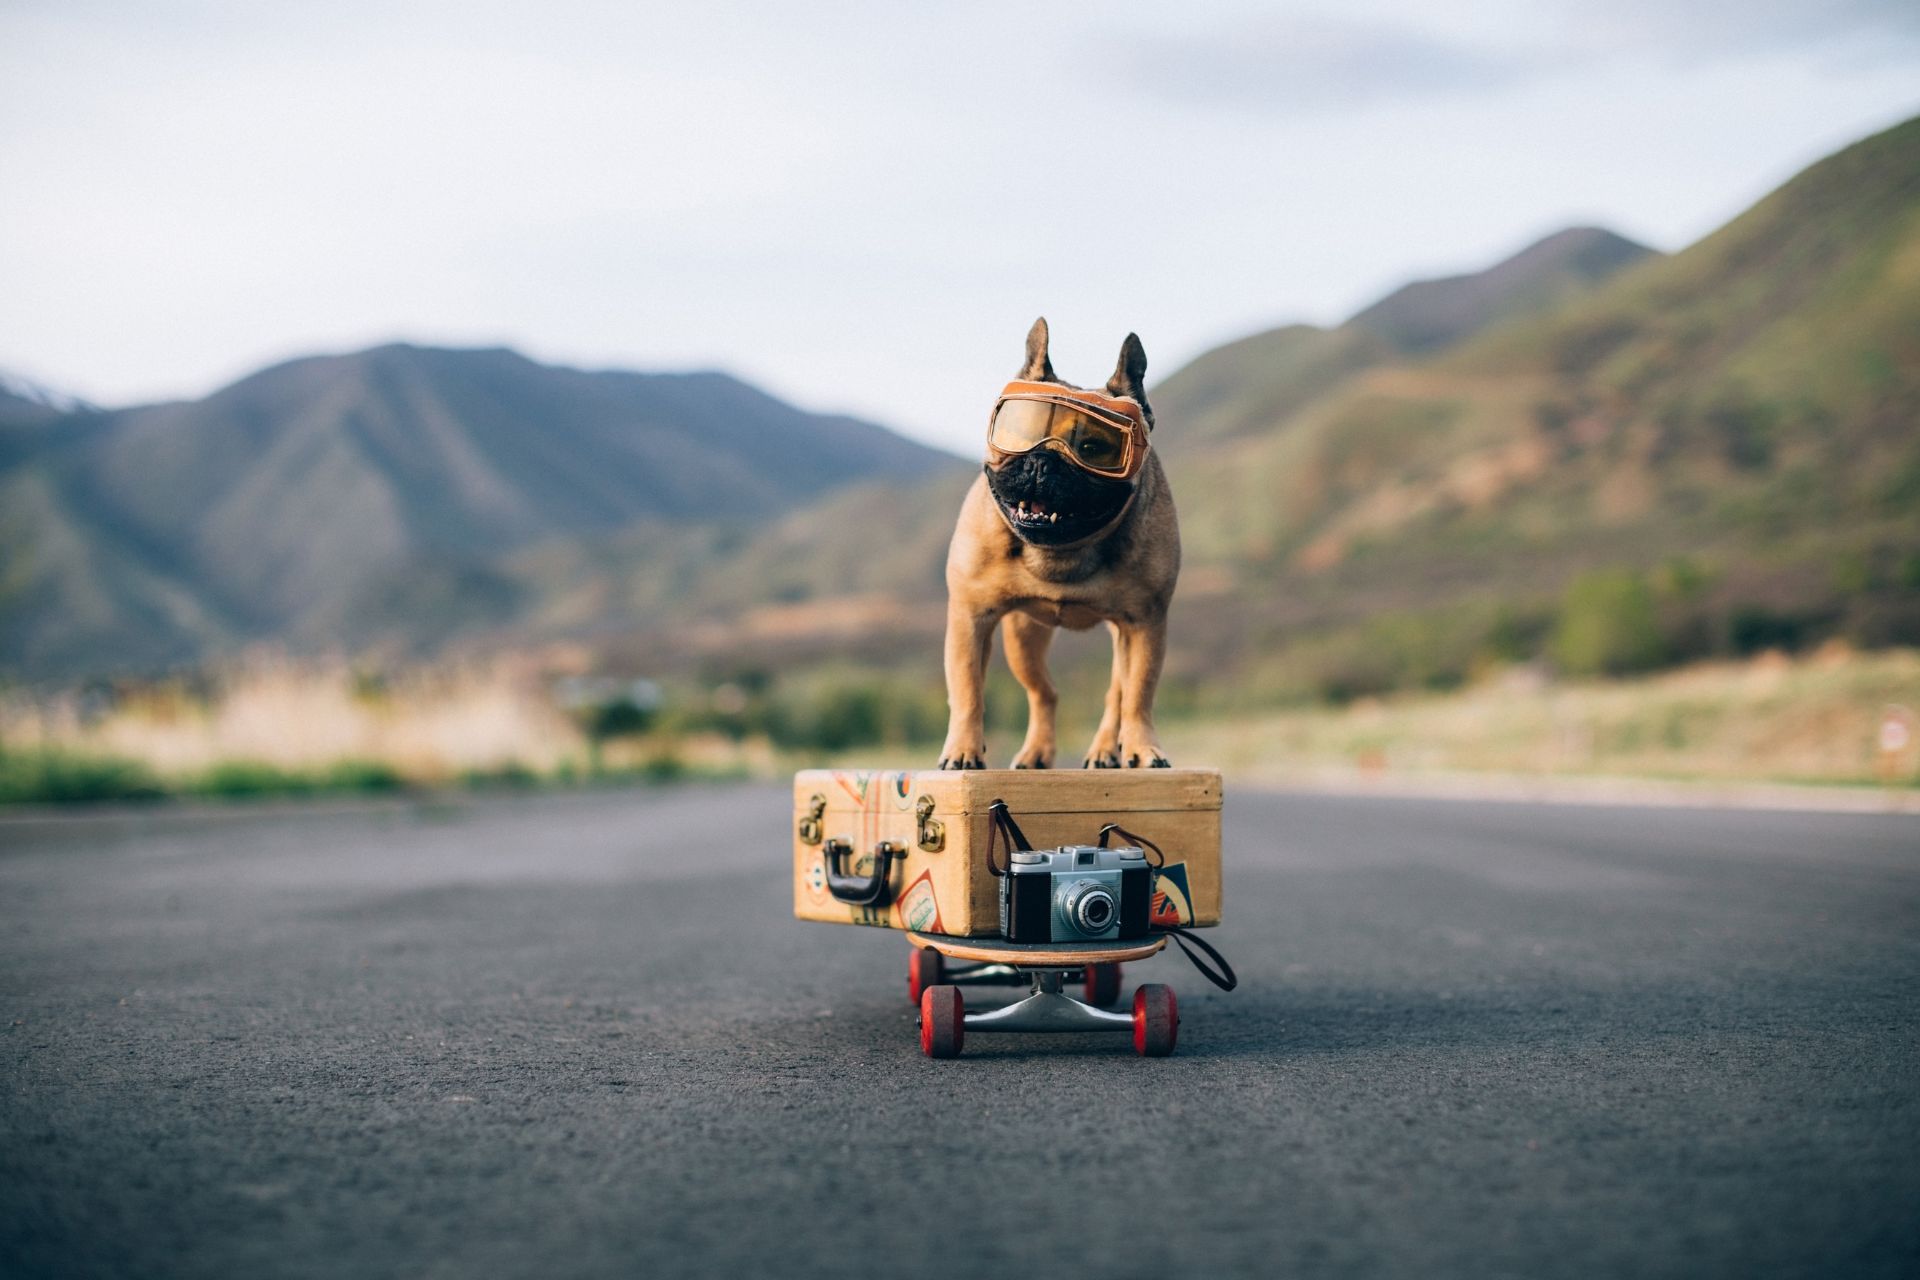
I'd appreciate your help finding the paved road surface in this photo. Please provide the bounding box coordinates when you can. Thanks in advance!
[2,785,1915,1279]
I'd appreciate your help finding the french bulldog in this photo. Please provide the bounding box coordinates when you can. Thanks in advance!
[938,318,1179,769]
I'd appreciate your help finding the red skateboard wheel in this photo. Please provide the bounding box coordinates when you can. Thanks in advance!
[908,947,944,1004]
[920,985,965,1059]
[1132,984,1178,1057]
[1083,962,1123,1008]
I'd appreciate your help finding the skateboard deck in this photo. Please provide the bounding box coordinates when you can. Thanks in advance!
[906,931,1168,967]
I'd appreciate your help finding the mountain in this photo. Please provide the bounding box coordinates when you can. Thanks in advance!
[6,116,1914,696]
[1153,226,1659,444]
[0,371,90,469]
[1148,114,1920,700]
[0,369,93,426]
[1350,226,1656,354]
[616,116,1919,704]
[0,345,961,676]
[1171,114,1918,572]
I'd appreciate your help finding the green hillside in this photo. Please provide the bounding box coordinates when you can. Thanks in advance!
[1352,226,1656,353]
[1152,226,1658,445]
[1152,114,1920,703]
[3,115,1913,709]
[613,115,1920,714]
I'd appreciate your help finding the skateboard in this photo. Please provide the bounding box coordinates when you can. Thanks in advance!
[905,931,1178,1059]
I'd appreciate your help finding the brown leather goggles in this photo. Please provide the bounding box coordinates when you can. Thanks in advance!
[986,380,1151,480]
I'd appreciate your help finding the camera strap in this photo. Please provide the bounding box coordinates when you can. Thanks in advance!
[1155,925,1238,992]
[1097,823,1237,992]
[1095,821,1165,867]
[984,798,1033,877]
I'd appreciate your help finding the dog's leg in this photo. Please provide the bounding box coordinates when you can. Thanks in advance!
[1001,612,1058,769]
[937,601,995,769]
[1116,614,1172,768]
[1082,623,1127,768]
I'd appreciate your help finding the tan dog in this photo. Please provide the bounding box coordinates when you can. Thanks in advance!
[938,318,1180,770]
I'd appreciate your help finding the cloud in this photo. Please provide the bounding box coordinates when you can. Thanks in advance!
[1579,0,1920,63]
[1130,1,1920,114]
[1135,18,1541,113]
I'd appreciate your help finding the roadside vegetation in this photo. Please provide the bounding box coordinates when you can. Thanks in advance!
[1158,644,1919,790]
[2,645,1912,806]
[0,659,739,807]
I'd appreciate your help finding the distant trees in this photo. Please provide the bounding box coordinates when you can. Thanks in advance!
[1551,570,1668,676]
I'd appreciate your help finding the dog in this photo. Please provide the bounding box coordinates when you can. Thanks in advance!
[937,317,1179,770]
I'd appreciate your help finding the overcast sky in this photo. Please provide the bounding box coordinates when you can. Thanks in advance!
[3,1,1917,453]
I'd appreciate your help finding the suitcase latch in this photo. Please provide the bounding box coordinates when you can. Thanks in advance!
[798,793,826,846]
[915,794,945,852]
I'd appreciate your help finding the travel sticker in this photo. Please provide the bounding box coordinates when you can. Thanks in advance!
[804,855,828,902]
[1150,862,1193,927]
[832,770,871,804]
[895,870,943,933]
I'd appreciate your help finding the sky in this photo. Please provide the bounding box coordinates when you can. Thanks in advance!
[2,0,1917,454]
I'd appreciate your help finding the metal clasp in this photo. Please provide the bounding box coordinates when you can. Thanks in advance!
[798,793,826,846]
[915,794,945,852]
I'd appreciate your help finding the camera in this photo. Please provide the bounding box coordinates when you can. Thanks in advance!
[999,845,1152,943]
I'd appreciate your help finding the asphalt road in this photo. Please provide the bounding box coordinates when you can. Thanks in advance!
[1,784,1915,1280]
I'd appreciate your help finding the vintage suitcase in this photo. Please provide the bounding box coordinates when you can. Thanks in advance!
[792,768,1223,937]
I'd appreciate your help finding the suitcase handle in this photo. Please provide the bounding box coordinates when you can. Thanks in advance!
[823,838,902,906]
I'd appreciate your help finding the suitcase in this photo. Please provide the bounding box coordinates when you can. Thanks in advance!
[792,768,1223,937]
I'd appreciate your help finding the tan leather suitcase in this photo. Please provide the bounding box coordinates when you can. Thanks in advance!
[792,768,1223,937]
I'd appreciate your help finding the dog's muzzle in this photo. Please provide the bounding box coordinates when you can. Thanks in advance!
[986,448,1135,547]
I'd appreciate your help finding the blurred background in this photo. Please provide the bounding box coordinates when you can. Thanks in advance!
[2,0,1916,802]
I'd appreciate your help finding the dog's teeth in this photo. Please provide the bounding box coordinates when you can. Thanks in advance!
[1049,512,1058,523]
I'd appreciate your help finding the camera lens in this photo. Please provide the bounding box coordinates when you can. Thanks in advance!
[1067,884,1116,934]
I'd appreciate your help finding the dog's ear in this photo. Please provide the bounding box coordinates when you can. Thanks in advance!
[1019,317,1056,382]
[1106,332,1148,402]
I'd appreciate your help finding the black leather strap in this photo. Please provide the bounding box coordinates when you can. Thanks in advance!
[1096,821,1165,867]
[1156,925,1238,992]
[985,799,1032,877]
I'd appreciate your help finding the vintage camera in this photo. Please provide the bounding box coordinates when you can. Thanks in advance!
[999,845,1152,943]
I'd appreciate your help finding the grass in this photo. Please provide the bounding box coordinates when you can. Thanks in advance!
[0,746,752,807]
[1158,645,1919,790]
[185,759,406,800]
[816,647,1918,793]
[0,656,753,806]
[3,648,1912,806]
[0,748,167,805]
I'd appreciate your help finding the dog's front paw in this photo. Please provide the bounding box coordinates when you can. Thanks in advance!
[1118,728,1170,769]
[1009,744,1054,769]
[937,727,987,769]
[1082,728,1121,769]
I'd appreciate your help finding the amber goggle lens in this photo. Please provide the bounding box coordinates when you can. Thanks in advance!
[989,400,1131,474]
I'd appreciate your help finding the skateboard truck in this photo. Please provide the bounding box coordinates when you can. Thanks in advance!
[907,932,1178,1059]
[964,969,1134,1034]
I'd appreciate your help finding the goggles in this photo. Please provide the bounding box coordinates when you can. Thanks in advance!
[986,380,1150,481]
